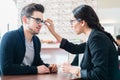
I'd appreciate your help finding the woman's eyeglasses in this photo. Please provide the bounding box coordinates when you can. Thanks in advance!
[29,16,45,24]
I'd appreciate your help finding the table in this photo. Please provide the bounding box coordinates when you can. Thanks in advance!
[1,73,82,80]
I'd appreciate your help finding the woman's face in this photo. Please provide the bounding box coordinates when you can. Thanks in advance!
[70,17,84,35]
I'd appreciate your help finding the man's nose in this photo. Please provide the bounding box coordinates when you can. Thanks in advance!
[38,23,42,26]
[38,23,43,27]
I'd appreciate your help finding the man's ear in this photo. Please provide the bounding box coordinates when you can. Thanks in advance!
[22,16,28,24]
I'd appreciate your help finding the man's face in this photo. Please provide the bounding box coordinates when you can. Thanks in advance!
[26,11,44,35]
[116,39,120,45]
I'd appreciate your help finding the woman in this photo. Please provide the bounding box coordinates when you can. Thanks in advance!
[45,5,119,80]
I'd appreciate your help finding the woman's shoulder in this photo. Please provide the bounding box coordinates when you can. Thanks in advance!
[88,30,111,46]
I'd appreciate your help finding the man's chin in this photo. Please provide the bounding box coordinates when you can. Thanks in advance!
[33,32,39,35]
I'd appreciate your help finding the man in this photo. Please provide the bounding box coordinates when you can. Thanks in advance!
[0,3,57,75]
[116,35,120,69]
[116,35,120,55]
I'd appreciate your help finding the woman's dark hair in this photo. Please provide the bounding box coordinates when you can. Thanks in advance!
[21,3,44,20]
[72,4,118,46]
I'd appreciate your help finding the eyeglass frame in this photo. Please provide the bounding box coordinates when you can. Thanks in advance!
[70,18,82,25]
[28,16,45,24]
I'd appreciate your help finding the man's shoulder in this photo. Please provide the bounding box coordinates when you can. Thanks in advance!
[4,29,19,37]
[1,29,20,41]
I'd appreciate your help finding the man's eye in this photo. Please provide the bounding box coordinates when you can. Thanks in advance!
[36,18,41,21]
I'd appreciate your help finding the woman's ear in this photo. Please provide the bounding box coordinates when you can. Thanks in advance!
[81,20,85,27]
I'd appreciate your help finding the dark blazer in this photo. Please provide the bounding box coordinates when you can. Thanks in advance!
[71,43,86,66]
[0,26,49,75]
[71,54,79,66]
[118,47,120,55]
[60,29,119,80]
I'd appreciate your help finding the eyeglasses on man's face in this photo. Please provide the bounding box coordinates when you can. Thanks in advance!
[29,16,45,24]
[70,18,81,25]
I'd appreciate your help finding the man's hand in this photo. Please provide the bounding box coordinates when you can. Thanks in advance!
[49,64,57,73]
[37,65,50,74]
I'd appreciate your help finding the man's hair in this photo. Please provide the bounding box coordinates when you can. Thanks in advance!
[116,35,120,40]
[21,3,44,20]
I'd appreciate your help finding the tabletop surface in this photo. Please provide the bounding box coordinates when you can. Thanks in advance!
[1,73,82,80]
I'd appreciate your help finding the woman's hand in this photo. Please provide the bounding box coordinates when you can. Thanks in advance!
[44,19,55,34]
[62,62,72,73]
[62,62,81,77]
[44,18,62,42]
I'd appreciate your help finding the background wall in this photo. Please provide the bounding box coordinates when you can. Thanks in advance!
[2,0,120,41]
[14,0,97,42]
[97,0,120,36]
